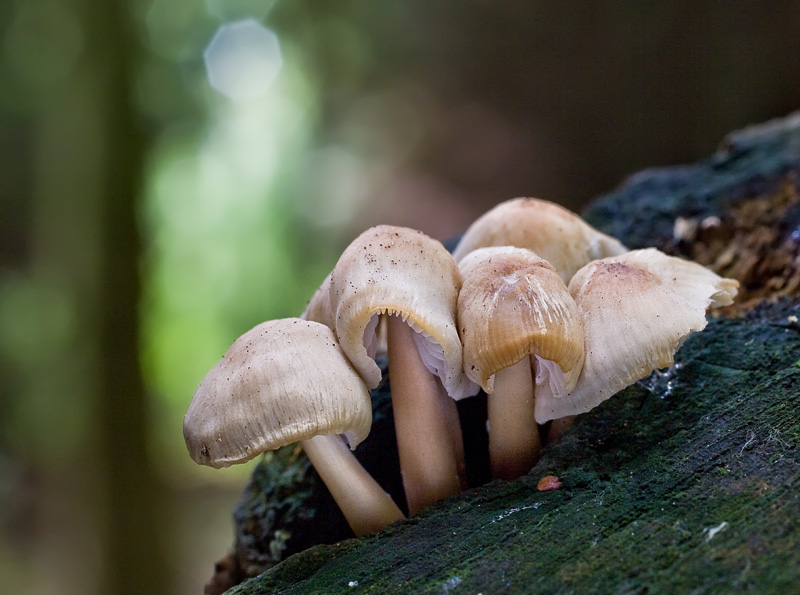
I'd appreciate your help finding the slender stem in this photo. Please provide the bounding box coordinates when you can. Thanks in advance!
[301,434,405,536]
[488,357,542,480]
[546,416,576,443]
[386,314,466,516]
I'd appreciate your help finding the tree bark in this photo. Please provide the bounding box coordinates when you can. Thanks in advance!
[224,113,800,594]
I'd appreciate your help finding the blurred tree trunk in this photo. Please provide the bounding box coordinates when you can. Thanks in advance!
[94,0,168,593]
[89,2,168,593]
[22,0,168,593]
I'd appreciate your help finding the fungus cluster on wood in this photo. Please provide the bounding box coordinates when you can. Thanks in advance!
[183,197,738,538]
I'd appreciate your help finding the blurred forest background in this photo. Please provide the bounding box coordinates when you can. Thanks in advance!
[1,1,799,594]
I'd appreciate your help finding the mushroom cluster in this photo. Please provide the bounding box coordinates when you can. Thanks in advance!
[183,197,739,537]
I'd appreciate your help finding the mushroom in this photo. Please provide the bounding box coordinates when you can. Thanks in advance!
[534,248,739,424]
[183,318,405,536]
[301,272,335,328]
[328,225,478,515]
[302,272,390,358]
[458,246,584,479]
[452,197,628,282]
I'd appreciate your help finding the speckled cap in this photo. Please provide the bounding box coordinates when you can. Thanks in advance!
[329,225,478,400]
[452,197,628,282]
[184,318,372,468]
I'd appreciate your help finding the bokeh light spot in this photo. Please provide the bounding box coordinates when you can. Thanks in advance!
[204,19,282,102]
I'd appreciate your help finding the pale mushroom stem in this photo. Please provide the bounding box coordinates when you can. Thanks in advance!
[301,434,405,536]
[488,357,542,480]
[546,416,576,443]
[386,314,467,516]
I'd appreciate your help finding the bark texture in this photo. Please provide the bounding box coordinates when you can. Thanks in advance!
[216,112,800,594]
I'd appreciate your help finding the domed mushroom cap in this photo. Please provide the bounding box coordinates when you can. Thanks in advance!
[533,248,739,423]
[458,246,584,394]
[183,318,372,468]
[301,272,334,328]
[452,197,628,282]
[330,225,477,400]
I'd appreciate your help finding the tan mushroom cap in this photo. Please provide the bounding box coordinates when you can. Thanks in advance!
[452,197,628,282]
[458,246,584,394]
[183,318,372,468]
[533,248,739,423]
[330,225,477,400]
[301,272,335,328]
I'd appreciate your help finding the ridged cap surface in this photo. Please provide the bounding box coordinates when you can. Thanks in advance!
[534,249,739,422]
[184,318,372,468]
[458,246,584,394]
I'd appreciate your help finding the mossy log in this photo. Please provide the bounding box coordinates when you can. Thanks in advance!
[214,113,800,594]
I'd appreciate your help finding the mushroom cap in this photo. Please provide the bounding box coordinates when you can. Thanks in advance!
[533,248,739,423]
[300,272,335,328]
[330,225,478,400]
[183,318,372,468]
[302,272,391,360]
[452,197,628,282]
[458,246,584,394]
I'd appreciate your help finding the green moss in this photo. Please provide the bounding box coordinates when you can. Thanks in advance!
[225,114,800,593]
[229,300,800,594]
